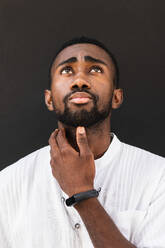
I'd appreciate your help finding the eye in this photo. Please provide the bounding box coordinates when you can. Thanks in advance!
[90,66,103,73]
[60,66,73,75]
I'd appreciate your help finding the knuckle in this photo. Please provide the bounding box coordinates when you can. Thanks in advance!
[50,147,58,157]
[50,151,57,161]
[61,146,69,154]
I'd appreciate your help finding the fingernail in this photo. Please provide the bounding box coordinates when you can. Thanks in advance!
[78,127,85,134]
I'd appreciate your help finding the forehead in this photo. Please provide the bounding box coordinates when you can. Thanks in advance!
[53,43,113,68]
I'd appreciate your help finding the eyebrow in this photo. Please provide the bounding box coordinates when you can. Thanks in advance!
[85,56,107,66]
[56,57,77,68]
[56,55,107,68]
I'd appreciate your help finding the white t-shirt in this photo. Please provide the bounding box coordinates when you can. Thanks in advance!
[0,133,165,248]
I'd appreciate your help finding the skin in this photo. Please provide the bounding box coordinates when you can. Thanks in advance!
[45,43,136,248]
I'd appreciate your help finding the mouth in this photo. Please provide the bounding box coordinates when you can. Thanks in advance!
[69,97,92,104]
[68,92,93,105]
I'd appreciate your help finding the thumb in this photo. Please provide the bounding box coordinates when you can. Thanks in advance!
[76,126,90,156]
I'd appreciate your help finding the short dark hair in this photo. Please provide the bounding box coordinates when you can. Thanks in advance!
[49,36,119,89]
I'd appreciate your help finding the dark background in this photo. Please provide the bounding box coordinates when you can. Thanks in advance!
[0,0,165,170]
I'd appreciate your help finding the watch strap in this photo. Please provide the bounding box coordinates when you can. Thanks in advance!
[66,188,100,207]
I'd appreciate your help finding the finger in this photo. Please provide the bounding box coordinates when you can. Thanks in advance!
[56,128,75,152]
[76,126,91,156]
[49,129,60,154]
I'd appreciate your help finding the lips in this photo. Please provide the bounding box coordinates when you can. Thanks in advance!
[69,92,93,104]
[69,92,92,100]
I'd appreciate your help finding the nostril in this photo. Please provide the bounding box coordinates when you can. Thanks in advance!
[72,85,79,89]
[70,80,91,90]
[82,84,89,89]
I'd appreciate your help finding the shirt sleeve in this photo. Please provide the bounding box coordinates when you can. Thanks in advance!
[133,168,165,247]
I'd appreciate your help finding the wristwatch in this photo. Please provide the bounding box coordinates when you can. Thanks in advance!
[65,188,101,207]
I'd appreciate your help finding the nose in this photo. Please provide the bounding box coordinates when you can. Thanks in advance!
[70,77,91,90]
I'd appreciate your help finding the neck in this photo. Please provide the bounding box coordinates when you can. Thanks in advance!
[57,117,112,160]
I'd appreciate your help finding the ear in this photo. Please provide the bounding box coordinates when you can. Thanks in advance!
[44,89,54,111]
[112,88,123,109]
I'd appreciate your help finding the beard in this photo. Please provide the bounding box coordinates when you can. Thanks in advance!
[52,89,113,128]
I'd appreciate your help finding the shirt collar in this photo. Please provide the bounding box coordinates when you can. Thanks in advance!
[94,132,122,172]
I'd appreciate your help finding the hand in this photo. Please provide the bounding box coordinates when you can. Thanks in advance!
[48,127,95,197]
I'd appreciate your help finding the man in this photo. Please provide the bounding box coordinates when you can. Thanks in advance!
[0,36,165,248]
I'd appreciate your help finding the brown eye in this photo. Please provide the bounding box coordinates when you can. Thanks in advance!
[60,66,73,75]
[90,66,103,73]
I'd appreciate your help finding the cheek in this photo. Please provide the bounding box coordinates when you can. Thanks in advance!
[97,83,113,107]
[52,92,63,110]
[51,81,69,111]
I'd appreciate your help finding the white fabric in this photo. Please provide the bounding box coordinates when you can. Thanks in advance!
[0,133,165,248]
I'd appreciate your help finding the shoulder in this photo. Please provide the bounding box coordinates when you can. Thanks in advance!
[112,133,165,187]
[119,138,165,194]
[0,145,51,190]
[120,140,165,168]
[112,133,165,169]
[110,134,165,209]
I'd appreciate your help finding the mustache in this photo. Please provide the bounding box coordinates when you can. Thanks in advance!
[63,89,99,104]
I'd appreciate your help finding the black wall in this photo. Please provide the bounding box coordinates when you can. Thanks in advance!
[0,0,165,170]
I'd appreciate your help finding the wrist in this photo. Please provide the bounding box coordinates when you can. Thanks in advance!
[67,186,94,197]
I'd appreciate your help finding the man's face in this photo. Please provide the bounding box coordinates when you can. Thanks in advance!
[46,43,117,127]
